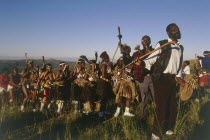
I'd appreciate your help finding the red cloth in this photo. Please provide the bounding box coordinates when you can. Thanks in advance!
[132,51,143,60]
[0,73,8,88]
[8,81,17,87]
[44,88,51,98]
[200,75,208,85]
[133,65,144,79]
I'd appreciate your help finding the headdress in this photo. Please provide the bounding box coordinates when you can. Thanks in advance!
[59,61,66,66]
[134,44,140,51]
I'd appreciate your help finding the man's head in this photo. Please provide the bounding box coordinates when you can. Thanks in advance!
[12,67,18,74]
[89,60,96,69]
[166,23,181,40]
[120,44,131,55]
[141,35,151,48]
[27,61,33,70]
[34,65,39,72]
[184,61,190,66]
[59,62,66,70]
[46,64,52,71]
[77,59,85,68]
[134,45,140,51]
[100,51,110,62]
[203,51,210,57]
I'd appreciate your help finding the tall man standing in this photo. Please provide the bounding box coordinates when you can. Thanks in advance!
[133,35,155,121]
[144,23,185,140]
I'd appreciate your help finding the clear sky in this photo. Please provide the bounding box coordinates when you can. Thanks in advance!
[0,0,210,61]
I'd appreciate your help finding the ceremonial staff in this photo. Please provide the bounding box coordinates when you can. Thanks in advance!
[112,26,122,62]
[120,41,175,70]
[42,56,45,68]
[25,53,28,64]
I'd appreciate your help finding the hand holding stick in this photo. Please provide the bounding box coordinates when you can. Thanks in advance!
[121,41,176,70]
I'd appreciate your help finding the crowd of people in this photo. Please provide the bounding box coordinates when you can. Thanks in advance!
[0,23,209,140]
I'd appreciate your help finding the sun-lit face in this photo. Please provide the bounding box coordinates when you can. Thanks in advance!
[78,62,85,68]
[60,64,65,70]
[90,63,96,69]
[34,67,39,72]
[27,63,33,70]
[141,36,151,48]
[46,66,52,71]
[168,25,181,40]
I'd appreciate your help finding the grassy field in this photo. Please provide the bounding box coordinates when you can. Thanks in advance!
[0,58,209,140]
[0,88,209,140]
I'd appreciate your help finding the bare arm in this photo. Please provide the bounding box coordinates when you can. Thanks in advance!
[55,71,62,81]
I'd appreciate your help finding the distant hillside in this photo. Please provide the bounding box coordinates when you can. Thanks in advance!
[0,59,76,74]
[0,58,198,75]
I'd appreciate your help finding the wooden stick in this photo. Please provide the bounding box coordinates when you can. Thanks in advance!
[112,26,122,62]
[112,45,120,63]
[25,53,28,64]
[121,41,176,69]
[42,56,45,67]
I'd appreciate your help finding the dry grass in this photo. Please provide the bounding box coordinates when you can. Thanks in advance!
[0,88,209,140]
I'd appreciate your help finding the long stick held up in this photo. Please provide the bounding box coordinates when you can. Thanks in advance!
[112,26,122,62]
[25,53,28,64]
[121,41,175,69]
[42,56,45,67]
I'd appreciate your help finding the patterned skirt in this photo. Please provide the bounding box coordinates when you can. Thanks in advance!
[113,80,138,102]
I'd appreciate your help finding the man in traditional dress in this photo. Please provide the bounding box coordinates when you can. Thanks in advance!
[96,51,113,117]
[113,44,137,117]
[7,67,21,107]
[0,68,9,109]
[70,59,86,114]
[80,60,99,115]
[55,62,71,114]
[144,23,185,140]
[20,61,33,112]
[39,64,55,112]
[29,65,40,112]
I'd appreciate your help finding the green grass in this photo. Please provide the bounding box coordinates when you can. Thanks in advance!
[0,88,209,140]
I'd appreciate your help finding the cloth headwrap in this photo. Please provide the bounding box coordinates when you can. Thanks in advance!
[134,45,140,51]
[59,62,66,66]
[46,64,52,67]
[77,59,85,63]
[89,60,96,64]
[27,61,33,65]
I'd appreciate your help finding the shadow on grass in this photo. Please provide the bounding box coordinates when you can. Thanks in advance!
[190,101,210,140]
[31,113,114,140]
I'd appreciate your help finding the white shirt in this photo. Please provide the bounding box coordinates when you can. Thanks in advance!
[144,38,183,77]
[182,65,190,75]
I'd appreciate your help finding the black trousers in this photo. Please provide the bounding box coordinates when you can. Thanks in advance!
[152,74,177,137]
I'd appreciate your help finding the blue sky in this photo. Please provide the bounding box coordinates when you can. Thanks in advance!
[0,0,210,61]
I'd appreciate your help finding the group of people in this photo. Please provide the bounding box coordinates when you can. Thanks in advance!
[0,23,209,140]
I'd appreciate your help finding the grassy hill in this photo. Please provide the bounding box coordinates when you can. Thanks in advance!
[0,59,76,74]
[0,58,198,74]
